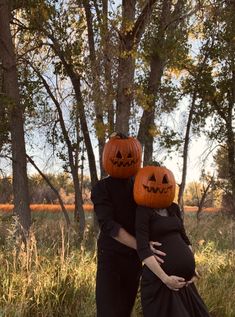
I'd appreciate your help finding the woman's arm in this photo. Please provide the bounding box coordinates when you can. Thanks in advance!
[135,206,186,290]
[143,256,186,291]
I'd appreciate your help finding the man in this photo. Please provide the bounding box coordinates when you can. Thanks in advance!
[91,132,165,317]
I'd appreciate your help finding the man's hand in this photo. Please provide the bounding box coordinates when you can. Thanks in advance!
[149,241,166,264]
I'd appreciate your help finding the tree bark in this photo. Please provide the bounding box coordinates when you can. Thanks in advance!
[102,0,115,134]
[137,55,165,163]
[83,1,106,178]
[116,0,157,134]
[0,0,31,235]
[116,0,136,134]
[138,0,171,162]
[226,98,235,214]
[0,104,9,150]
[177,91,196,210]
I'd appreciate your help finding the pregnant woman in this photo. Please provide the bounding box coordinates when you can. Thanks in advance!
[134,164,210,317]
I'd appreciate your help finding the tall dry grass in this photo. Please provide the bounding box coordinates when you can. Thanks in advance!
[0,211,234,316]
[185,212,235,317]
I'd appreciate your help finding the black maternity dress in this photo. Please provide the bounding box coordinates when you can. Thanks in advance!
[135,203,210,317]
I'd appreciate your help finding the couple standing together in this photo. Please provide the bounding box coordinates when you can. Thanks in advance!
[91,133,210,317]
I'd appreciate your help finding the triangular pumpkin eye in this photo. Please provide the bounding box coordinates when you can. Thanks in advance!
[127,152,132,158]
[162,174,169,184]
[148,174,156,182]
[116,151,122,158]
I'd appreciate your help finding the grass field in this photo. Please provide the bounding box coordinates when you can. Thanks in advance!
[0,209,234,316]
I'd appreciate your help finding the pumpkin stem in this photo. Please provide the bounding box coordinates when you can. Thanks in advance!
[144,161,162,167]
[109,131,128,139]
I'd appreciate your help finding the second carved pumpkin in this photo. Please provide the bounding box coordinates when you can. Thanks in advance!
[134,165,176,208]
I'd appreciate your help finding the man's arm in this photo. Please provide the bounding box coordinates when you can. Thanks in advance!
[92,180,166,261]
[112,226,166,265]
[113,227,137,249]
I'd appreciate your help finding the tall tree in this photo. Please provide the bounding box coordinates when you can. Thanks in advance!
[0,0,31,234]
[191,1,235,214]
[137,0,194,163]
[177,39,212,209]
[116,0,158,134]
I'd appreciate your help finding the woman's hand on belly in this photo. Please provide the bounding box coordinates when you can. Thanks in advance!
[162,275,186,291]
[185,269,200,286]
[143,255,186,291]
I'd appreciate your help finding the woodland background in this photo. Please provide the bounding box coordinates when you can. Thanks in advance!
[0,0,235,316]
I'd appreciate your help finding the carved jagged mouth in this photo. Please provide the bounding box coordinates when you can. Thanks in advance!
[143,184,173,193]
[110,159,138,167]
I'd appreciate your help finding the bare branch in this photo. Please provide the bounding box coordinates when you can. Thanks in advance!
[27,154,71,226]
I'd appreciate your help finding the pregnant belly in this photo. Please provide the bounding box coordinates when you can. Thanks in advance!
[158,234,195,281]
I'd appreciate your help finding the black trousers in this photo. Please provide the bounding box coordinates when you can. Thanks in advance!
[96,248,142,317]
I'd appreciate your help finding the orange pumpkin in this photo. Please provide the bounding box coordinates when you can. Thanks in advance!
[102,133,142,178]
[134,165,176,208]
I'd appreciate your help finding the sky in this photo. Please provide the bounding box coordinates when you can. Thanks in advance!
[164,137,216,184]
[0,1,217,185]
[0,104,217,185]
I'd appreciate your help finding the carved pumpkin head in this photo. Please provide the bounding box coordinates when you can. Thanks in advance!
[134,165,176,208]
[102,132,142,178]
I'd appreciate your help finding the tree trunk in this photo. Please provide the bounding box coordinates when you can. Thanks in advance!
[0,104,8,150]
[0,0,31,235]
[33,68,86,237]
[45,32,99,188]
[138,0,171,162]
[71,73,98,188]
[83,1,106,178]
[116,0,136,134]
[178,91,196,210]
[226,101,235,215]
[102,0,115,135]
[178,43,211,210]
[116,0,158,134]
[138,55,165,163]
[47,33,99,233]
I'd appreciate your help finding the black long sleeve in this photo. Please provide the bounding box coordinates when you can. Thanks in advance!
[91,179,121,238]
[135,206,154,261]
[91,176,137,254]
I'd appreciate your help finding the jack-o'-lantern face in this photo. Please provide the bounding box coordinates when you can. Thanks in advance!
[102,133,142,178]
[134,165,176,208]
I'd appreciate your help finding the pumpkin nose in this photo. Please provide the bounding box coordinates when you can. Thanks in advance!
[116,151,122,158]
[127,153,132,158]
